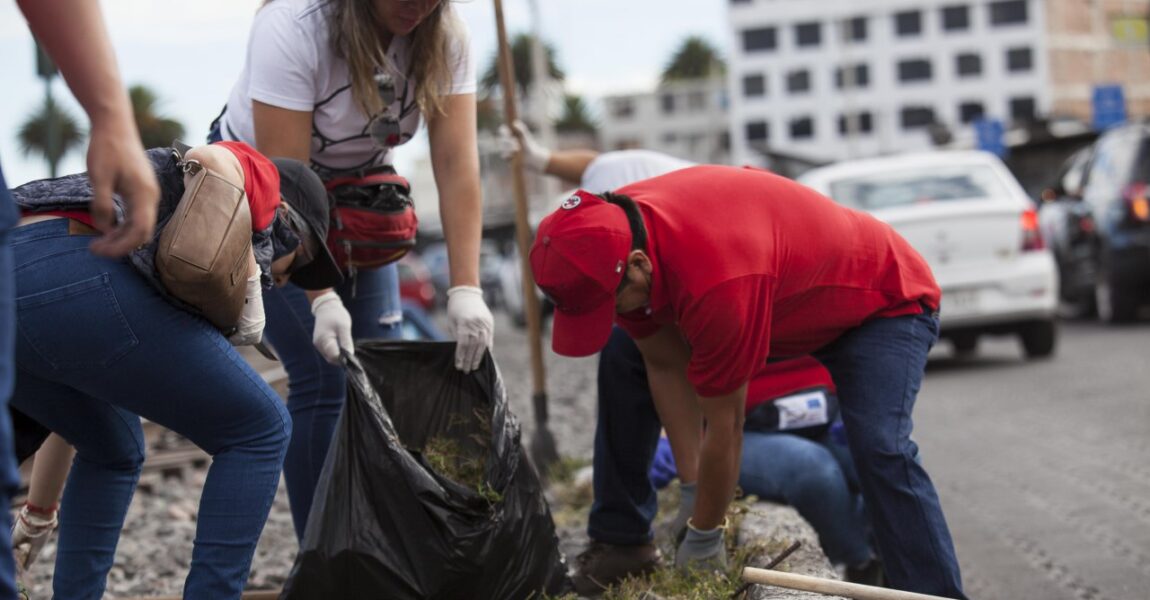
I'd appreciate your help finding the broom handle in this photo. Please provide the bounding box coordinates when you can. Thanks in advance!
[742,567,958,600]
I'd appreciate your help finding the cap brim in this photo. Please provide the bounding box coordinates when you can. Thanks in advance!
[550,299,616,357]
[288,242,344,290]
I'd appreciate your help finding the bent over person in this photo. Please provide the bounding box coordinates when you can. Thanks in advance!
[8,143,342,599]
[530,165,967,598]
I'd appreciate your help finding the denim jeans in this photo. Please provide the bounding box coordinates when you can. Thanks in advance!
[0,166,21,600]
[9,219,291,600]
[813,311,966,598]
[589,328,872,566]
[261,267,403,538]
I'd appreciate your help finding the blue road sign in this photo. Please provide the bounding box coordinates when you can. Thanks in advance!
[973,118,1006,158]
[1092,85,1126,130]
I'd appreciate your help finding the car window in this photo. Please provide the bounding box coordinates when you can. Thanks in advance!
[1083,130,1141,209]
[1135,137,1150,182]
[1059,147,1093,196]
[827,164,1011,210]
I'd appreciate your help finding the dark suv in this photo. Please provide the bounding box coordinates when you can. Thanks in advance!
[1040,122,1150,322]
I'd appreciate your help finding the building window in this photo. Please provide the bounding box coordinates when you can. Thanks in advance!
[719,132,731,152]
[687,90,706,111]
[841,16,868,42]
[745,120,769,143]
[942,5,970,31]
[835,64,870,89]
[838,112,874,134]
[790,117,815,139]
[956,53,982,76]
[743,27,777,52]
[1010,96,1036,122]
[662,132,678,145]
[989,0,1028,26]
[898,59,933,82]
[743,74,766,97]
[661,93,675,114]
[786,69,812,94]
[901,106,936,129]
[895,10,923,36]
[1006,47,1033,72]
[795,22,822,47]
[610,98,634,119]
[959,102,985,123]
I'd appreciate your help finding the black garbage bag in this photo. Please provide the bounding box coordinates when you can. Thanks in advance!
[281,341,570,600]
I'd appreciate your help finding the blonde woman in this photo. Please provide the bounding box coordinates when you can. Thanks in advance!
[214,0,494,539]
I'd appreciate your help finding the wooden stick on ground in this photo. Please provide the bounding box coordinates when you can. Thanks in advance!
[129,591,280,600]
[741,567,957,600]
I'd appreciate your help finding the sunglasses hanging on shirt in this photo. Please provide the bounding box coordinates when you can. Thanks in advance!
[369,72,402,149]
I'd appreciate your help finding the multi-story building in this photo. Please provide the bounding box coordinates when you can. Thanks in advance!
[727,0,1150,165]
[598,77,732,165]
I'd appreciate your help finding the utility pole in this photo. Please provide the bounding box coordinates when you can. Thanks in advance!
[35,39,60,178]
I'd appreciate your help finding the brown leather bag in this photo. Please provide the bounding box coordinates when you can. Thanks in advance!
[156,163,252,332]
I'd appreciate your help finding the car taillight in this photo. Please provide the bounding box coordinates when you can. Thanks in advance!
[1124,182,1149,222]
[1020,207,1044,251]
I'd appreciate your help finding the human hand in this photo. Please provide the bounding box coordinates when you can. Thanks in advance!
[11,504,57,571]
[674,520,727,571]
[228,273,266,346]
[86,119,159,257]
[496,120,550,171]
[446,285,494,372]
[311,290,354,364]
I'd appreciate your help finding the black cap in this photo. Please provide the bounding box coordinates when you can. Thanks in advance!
[272,158,343,290]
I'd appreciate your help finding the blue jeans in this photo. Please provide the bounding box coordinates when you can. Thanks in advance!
[813,311,966,598]
[262,267,402,538]
[9,219,291,599]
[589,328,872,566]
[0,166,21,600]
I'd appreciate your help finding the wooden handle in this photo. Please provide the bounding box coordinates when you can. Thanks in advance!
[742,567,958,600]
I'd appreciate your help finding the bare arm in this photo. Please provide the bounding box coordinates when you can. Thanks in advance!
[18,0,159,257]
[26,434,74,510]
[693,385,746,530]
[428,94,482,288]
[545,149,601,187]
[634,325,703,484]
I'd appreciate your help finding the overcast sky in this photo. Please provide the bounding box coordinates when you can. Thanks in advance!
[0,0,728,187]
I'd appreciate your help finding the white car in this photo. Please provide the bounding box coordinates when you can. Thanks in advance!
[799,150,1059,359]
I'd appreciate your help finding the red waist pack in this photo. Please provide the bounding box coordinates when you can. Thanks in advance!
[324,167,418,273]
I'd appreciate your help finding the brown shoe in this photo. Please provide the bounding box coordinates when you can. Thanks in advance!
[571,541,663,596]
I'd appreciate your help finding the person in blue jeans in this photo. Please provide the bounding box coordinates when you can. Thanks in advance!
[7,144,343,599]
[576,327,880,594]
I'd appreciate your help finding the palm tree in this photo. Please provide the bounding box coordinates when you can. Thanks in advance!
[660,36,726,83]
[129,85,185,149]
[554,95,597,134]
[17,96,85,178]
[480,33,565,98]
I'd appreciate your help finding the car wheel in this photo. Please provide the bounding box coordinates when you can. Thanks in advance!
[1095,271,1138,324]
[950,334,978,358]
[1020,320,1057,359]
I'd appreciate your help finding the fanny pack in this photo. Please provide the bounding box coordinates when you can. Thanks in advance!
[744,386,839,438]
[156,150,251,333]
[323,166,417,274]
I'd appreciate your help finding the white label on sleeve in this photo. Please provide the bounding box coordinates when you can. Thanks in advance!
[775,390,830,430]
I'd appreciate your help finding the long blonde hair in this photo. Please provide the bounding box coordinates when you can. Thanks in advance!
[327,0,457,119]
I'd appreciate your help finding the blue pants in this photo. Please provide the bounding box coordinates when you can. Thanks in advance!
[589,328,872,566]
[261,268,402,538]
[9,219,291,599]
[0,166,22,600]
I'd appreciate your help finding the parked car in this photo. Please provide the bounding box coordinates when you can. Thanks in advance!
[799,150,1059,359]
[1037,145,1101,317]
[1039,122,1150,322]
[397,253,436,311]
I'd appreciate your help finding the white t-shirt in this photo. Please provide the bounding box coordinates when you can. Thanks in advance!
[579,150,696,193]
[221,0,476,174]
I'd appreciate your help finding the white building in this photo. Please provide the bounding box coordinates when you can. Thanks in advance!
[599,77,732,165]
[726,0,1150,165]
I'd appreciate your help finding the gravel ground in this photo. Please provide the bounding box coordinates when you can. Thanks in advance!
[17,312,847,599]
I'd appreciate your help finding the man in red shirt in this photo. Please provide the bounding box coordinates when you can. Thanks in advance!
[531,165,966,598]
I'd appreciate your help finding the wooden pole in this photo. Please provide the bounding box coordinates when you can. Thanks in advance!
[491,0,557,471]
[742,567,958,600]
[129,591,281,600]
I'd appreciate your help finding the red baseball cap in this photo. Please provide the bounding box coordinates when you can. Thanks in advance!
[530,190,633,357]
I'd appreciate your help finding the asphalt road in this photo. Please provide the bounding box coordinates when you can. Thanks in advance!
[914,319,1150,600]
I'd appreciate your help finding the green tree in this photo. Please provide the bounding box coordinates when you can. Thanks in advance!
[17,96,85,178]
[660,36,726,83]
[554,95,597,134]
[129,85,185,149]
[480,33,565,98]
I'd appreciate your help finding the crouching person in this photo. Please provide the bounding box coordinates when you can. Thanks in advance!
[7,142,344,599]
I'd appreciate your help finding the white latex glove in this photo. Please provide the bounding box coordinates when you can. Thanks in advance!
[12,504,57,571]
[446,285,495,373]
[496,120,551,171]
[228,273,265,346]
[311,290,354,365]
